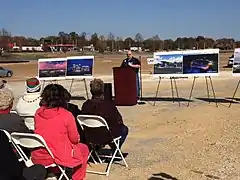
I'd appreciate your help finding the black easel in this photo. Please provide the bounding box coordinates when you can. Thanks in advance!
[153,76,180,107]
[41,79,58,89]
[41,78,89,99]
[187,76,218,107]
[69,78,89,99]
[228,80,240,108]
[138,56,146,105]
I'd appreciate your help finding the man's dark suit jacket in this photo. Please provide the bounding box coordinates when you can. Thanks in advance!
[0,113,31,133]
[81,98,124,145]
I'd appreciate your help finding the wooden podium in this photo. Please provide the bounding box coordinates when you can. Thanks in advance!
[113,67,137,106]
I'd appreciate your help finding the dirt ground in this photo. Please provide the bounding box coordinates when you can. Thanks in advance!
[0,52,233,81]
[3,53,240,180]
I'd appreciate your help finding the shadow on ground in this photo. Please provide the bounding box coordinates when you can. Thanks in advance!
[148,172,178,180]
[196,97,239,104]
[225,97,240,101]
[70,96,86,100]
[190,170,220,179]
[222,65,232,69]
[141,97,193,102]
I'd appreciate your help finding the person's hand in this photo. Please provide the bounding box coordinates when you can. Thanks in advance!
[118,119,123,124]
[128,62,133,66]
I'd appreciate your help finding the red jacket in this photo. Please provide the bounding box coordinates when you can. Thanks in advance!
[31,106,83,168]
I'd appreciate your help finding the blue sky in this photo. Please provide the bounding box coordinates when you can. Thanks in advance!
[0,0,239,40]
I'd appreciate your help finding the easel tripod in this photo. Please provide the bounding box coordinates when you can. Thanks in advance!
[41,78,89,99]
[228,80,240,108]
[187,76,218,107]
[153,76,180,107]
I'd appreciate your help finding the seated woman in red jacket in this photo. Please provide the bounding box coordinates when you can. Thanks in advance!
[31,84,89,180]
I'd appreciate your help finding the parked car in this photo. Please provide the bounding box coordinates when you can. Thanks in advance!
[227,55,234,67]
[0,67,13,77]
[233,62,240,71]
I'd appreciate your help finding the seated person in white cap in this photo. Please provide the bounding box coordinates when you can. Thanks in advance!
[16,77,41,130]
[0,88,31,133]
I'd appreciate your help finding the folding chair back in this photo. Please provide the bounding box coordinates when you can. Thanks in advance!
[11,133,71,180]
[19,115,35,130]
[77,115,109,129]
[77,115,128,176]
[0,130,26,164]
[0,130,25,179]
[77,115,112,145]
[11,133,54,159]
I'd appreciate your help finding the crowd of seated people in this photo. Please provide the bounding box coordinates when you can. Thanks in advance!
[0,77,128,180]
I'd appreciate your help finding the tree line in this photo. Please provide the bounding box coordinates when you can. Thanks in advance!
[0,28,239,52]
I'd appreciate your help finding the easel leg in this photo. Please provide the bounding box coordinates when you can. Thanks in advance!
[208,76,218,107]
[170,77,175,103]
[41,80,45,91]
[187,76,196,107]
[173,78,180,107]
[205,76,210,103]
[153,77,161,106]
[69,79,74,93]
[228,80,240,108]
[83,78,89,99]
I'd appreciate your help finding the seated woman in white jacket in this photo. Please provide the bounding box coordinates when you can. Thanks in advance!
[16,77,41,130]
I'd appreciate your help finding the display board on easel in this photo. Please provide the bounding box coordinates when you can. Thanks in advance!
[38,58,67,80]
[37,56,94,99]
[229,48,240,107]
[151,49,220,106]
[185,49,219,107]
[152,51,183,106]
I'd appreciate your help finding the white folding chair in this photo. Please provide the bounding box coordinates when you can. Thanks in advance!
[0,129,25,163]
[10,110,17,114]
[19,115,35,131]
[77,115,128,176]
[11,132,71,180]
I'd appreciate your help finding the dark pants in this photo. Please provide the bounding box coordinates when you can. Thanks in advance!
[119,124,129,148]
[136,73,140,98]
[22,164,46,180]
[110,124,128,151]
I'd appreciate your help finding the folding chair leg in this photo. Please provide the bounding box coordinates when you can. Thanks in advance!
[116,147,128,167]
[88,149,98,164]
[113,139,128,167]
[93,150,103,164]
[105,147,118,176]
[58,167,70,180]
[88,145,103,164]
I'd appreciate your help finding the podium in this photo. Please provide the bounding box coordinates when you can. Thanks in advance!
[113,67,137,106]
[104,83,113,101]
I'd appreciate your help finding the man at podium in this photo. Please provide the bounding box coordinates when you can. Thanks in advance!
[120,50,141,99]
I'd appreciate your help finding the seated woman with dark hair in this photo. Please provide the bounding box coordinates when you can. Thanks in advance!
[81,78,129,150]
[31,84,89,180]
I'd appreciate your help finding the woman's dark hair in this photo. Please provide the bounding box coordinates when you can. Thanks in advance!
[40,84,70,108]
